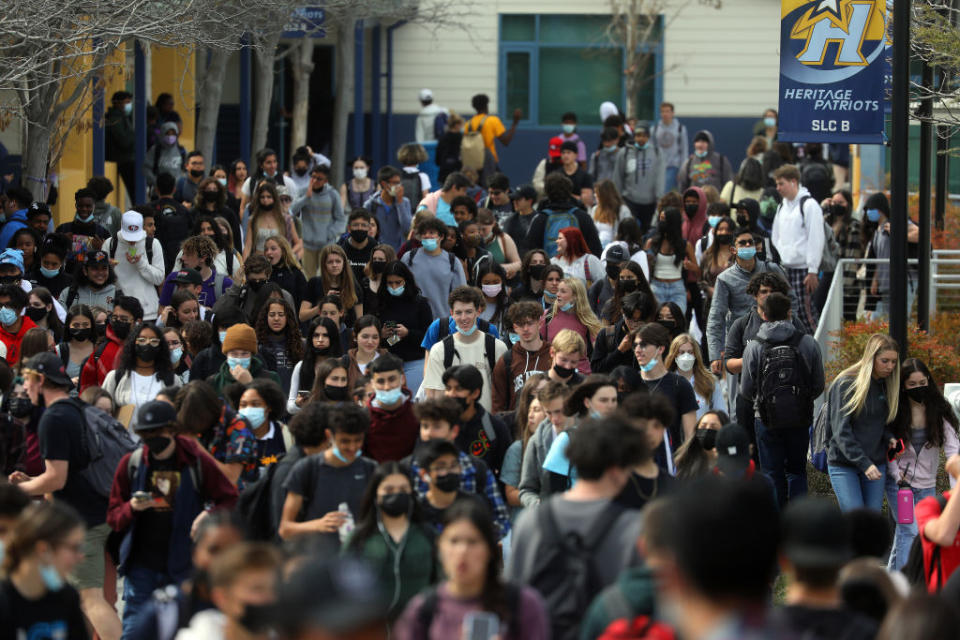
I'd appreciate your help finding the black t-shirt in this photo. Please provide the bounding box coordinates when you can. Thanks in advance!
[454,407,513,476]
[129,453,179,571]
[38,399,107,527]
[27,268,73,299]
[644,372,699,450]
[0,579,90,640]
[283,454,377,544]
[55,221,111,272]
[338,237,376,284]
[772,605,877,640]
[254,422,287,472]
[614,470,679,510]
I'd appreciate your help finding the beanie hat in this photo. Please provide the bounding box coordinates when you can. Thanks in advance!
[221,323,258,355]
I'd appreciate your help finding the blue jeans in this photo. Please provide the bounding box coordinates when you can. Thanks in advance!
[664,166,679,192]
[403,359,424,397]
[828,463,886,512]
[884,474,936,571]
[121,565,175,639]
[651,279,687,314]
[755,420,808,508]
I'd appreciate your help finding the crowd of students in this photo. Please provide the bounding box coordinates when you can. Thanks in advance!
[0,95,953,640]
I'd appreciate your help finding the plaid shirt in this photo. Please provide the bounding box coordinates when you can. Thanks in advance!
[411,450,511,540]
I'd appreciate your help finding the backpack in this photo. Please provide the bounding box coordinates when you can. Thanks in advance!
[108,232,154,265]
[72,399,140,498]
[800,161,833,203]
[400,170,423,205]
[403,246,457,273]
[415,583,521,639]
[756,332,814,430]
[904,494,949,590]
[440,333,501,376]
[236,461,280,541]
[528,499,624,640]
[432,112,449,140]
[461,116,488,171]
[542,208,581,258]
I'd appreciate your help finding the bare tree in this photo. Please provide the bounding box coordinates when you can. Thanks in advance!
[911,0,960,146]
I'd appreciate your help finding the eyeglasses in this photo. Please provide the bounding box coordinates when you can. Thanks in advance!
[135,338,161,347]
[634,341,652,350]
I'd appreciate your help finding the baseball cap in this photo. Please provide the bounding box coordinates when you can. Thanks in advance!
[419,88,433,102]
[119,210,146,243]
[24,352,73,387]
[0,249,24,273]
[135,400,178,432]
[510,184,538,202]
[560,140,578,154]
[781,497,852,569]
[605,244,628,265]
[715,423,752,477]
[85,250,109,266]
[173,269,203,286]
[548,136,564,160]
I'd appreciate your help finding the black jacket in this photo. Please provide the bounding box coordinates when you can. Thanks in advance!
[590,318,636,373]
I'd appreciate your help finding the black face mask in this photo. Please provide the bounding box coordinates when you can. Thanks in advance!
[715,234,733,246]
[905,385,930,403]
[95,322,107,337]
[350,229,368,243]
[312,345,329,356]
[135,343,160,362]
[371,260,387,275]
[553,363,575,379]
[434,472,461,493]
[684,203,699,217]
[528,264,546,280]
[201,190,219,203]
[605,263,622,281]
[379,492,412,517]
[658,319,676,333]
[69,327,92,342]
[25,307,46,321]
[144,435,172,453]
[452,396,469,413]
[324,384,348,401]
[8,396,33,418]
[736,214,750,227]
[238,603,278,634]
[189,169,205,179]
[619,279,638,293]
[0,276,20,286]
[294,168,308,177]
[110,319,131,339]
[247,279,265,292]
[695,428,717,450]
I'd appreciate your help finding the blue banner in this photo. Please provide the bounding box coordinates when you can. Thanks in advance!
[778,0,887,144]
[283,7,326,39]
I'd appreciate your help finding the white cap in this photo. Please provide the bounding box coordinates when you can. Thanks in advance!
[599,101,620,123]
[419,88,433,102]
[119,210,145,243]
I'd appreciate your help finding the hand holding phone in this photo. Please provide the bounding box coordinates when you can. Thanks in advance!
[887,438,905,462]
[463,612,499,640]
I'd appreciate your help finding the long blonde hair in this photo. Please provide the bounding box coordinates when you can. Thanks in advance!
[551,277,602,338]
[665,333,715,400]
[836,333,900,423]
[318,244,359,310]
[264,235,304,275]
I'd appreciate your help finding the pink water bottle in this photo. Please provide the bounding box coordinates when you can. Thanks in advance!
[897,488,914,524]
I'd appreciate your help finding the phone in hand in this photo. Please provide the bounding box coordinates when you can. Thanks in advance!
[887,438,905,462]
[132,491,152,502]
[463,612,499,640]
[128,246,137,258]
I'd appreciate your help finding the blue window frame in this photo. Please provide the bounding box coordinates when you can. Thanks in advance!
[498,13,663,128]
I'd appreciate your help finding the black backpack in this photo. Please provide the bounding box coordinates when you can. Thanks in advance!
[527,499,624,640]
[236,461,280,541]
[440,333,500,375]
[756,332,813,430]
[403,246,457,273]
[400,170,424,205]
[904,494,949,589]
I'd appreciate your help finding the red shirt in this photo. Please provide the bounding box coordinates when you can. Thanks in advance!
[366,394,419,462]
[917,491,960,591]
[0,316,36,365]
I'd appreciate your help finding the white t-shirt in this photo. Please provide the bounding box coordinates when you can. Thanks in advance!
[423,333,508,412]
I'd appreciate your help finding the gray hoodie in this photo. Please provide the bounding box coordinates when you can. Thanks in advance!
[613,144,664,205]
[290,183,345,250]
[518,417,559,507]
[705,259,797,362]
[738,320,825,419]
[143,122,184,188]
[677,129,734,192]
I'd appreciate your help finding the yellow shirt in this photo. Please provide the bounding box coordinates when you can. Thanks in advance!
[467,114,506,161]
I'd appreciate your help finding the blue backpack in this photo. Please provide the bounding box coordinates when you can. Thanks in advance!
[542,208,580,258]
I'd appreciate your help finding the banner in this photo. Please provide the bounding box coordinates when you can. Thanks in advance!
[778,0,887,144]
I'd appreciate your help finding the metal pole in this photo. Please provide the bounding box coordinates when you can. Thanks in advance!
[353,20,365,159]
[134,41,147,205]
[918,63,933,331]
[890,0,911,352]
[936,123,949,231]
[371,26,382,171]
[91,58,105,177]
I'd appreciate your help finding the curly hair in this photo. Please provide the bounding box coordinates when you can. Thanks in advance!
[254,297,304,362]
[191,177,226,212]
[115,322,176,386]
[298,317,343,393]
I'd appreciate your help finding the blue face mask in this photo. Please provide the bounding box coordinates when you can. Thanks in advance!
[457,322,478,336]
[170,347,183,364]
[387,285,405,297]
[227,356,251,370]
[0,307,17,327]
[737,247,757,261]
[544,290,557,301]
[218,330,227,344]
[560,301,574,312]
[694,149,708,159]
[508,332,520,343]
[217,178,227,187]
[421,238,439,252]
[763,116,777,128]
[332,444,361,464]
[866,208,881,223]
[239,406,266,429]
[562,124,576,135]
[590,409,603,419]
[40,564,64,592]
[39,266,60,279]
[707,216,721,228]
[76,213,94,223]
[123,102,133,116]
[375,386,403,406]
[640,357,659,372]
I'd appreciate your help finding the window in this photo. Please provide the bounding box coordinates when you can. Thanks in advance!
[499,13,662,127]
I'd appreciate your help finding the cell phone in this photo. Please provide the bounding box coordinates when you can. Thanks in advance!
[897,488,915,524]
[132,491,152,502]
[463,612,499,640]
[887,438,905,462]
[128,246,137,258]
[384,321,397,328]
[297,390,310,398]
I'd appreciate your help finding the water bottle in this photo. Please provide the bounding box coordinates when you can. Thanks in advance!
[338,502,355,543]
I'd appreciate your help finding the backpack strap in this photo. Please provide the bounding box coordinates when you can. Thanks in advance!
[485,333,497,374]
[437,318,450,340]
[108,232,120,259]
[442,335,457,370]
[601,582,635,623]
[797,195,812,230]
[126,446,144,487]
[583,257,592,283]
[226,249,235,277]
[480,410,496,444]
[214,272,227,298]
[416,586,440,636]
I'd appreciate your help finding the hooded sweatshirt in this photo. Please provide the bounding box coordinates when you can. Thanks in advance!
[771,186,825,273]
[0,208,28,250]
[613,143,665,205]
[518,418,561,507]
[367,391,420,463]
[79,323,125,390]
[0,316,36,366]
[143,122,185,187]
[738,320,825,419]
[681,186,708,247]
[677,130,734,193]
[290,183,345,250]
[492,341,552,413]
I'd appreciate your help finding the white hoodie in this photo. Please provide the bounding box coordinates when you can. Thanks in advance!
[101,235,165,320]
[175,609,226,640]
[771,186,825,273]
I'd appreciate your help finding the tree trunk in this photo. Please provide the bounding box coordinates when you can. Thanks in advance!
[21,118,52,202]
[289,36,315,153]
[624,1,638,120]
[196,47,231,164]
[252,31,281,155]
[330,18,355,187]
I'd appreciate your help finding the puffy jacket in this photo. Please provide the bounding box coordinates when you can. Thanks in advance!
[79,324,125,391]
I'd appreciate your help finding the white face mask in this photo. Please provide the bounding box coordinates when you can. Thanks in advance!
[675,353,696,372]
[353,167,368,180]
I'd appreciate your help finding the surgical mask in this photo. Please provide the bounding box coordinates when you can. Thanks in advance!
[375,386,404,405]
[763,116,777,128]
[604,145,618,153]
[135,343,160,362]
[553,363,575,378]
[684,203,698,217]
[239,406,266,429]
[658,320,676,333]
[218,330,227,344]
[163,134,177,146]
[379,492,411,517]
[696,428,718,450]
[39,266,60,279]
[590,409,603,419]
[434,472,461,493]
[481,283,502,298]
[76,213,94,223]
[707,215,721,228]
[353,168,368,180]
[388,185,399,197]
[640,358,658,372]
[457,323,478,336]
[694,149,708,159]
[736,214,750,227]
[331,444,359,464]
[675,353,696,372]
[324,385,348,401]
[421,238,439,252]
[716,234,733,246]
[349,229,368,243]
[543,290,557,301]
[247,280,265,292]
[508,332,520,344]
[605,263,622,281]
[170,347,183,364]
[217,178,227,187]
[528,264,546,280]
[737,247,757,261]
[866,208,881,223]
[8,397,33,418]
[294,167,308,177]
[227,356,251,370]
[619,279,637,293]
[0,308,17,326]
[123,102,132,116]
[111,319,131,339]
[562,124,576,135]
[560,301,574,312]
[371,261,387,275]
[387,285,405,297]
[95,322,107,337]
[40,564,64,591]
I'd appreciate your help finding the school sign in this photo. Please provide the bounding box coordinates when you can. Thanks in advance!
[778,0,887,143]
